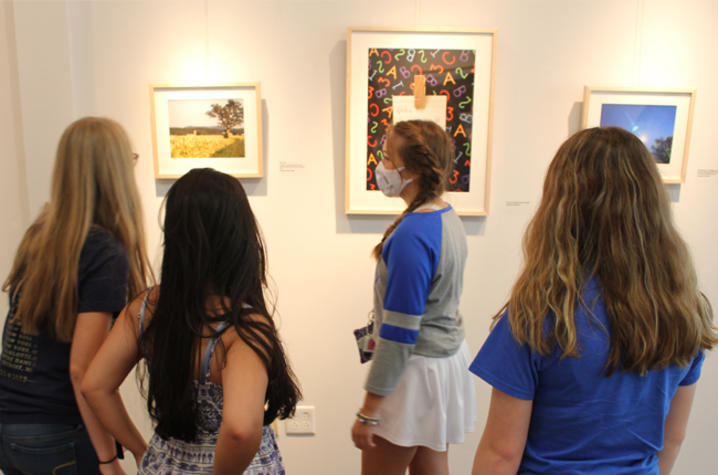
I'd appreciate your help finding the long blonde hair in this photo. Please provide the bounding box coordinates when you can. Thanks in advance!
[372,120,455,260]
[3,117,154,342]
[503,126,715,374]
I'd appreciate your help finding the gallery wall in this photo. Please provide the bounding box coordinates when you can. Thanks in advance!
[2,0,717,473]
[0,1,29,320]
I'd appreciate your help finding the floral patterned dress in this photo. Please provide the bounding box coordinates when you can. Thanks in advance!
[137,295,285,474]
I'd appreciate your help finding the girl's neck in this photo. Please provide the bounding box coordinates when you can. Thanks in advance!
[401,185,446,210]
[400,181,420,206]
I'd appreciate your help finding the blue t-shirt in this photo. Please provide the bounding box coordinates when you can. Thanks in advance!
[0,229,128,424]
[470,280,704,474]
[366,206,467,396]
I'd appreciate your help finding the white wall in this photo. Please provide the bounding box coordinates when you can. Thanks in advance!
[0,1,29,319]
[3,0,717,473]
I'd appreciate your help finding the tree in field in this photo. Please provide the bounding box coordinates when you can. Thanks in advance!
[650,136,672,164]
[207,100,243,138]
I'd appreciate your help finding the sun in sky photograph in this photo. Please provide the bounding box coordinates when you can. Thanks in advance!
[600,103,677,163]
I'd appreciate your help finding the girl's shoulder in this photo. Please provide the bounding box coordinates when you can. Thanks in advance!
[125,287,158,327]
[219,309,272,345]
[79,227,127,269]
[84,226,124,252]
[390,207,447,245]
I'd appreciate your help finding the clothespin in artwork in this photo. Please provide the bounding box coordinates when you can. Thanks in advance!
[413,74,426,110]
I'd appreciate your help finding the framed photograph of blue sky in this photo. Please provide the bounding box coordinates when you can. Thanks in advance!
[582,87,696,183]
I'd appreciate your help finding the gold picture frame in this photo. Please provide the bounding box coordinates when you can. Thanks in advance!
[150,83,263,179]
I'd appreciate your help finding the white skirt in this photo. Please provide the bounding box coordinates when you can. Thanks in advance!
[373,340,476,452]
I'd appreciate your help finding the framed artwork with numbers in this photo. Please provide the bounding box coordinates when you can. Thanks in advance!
[345,27,497,215]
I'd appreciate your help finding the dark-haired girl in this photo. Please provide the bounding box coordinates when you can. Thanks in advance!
[351,120,476,475]
[470,127,716,474]
[82,168,300,474]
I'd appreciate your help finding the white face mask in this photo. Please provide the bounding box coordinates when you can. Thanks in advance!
[375,161,413,197]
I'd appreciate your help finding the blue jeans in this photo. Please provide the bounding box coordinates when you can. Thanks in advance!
[0,423,100,474]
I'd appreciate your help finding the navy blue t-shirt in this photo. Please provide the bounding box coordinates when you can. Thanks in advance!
[0,229,128,424]
[470,280,704,474]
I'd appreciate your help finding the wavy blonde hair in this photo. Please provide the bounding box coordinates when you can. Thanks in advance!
[4,117,154,342]
[502,126,715,375]
[372,120,455,260]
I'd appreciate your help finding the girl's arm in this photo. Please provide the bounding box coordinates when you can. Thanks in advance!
[213,320,269,475]
[351,391,384,450]
[472,388,532,475]
[658,384,697,474]
[69,311,126,474]
[81,304,147,467]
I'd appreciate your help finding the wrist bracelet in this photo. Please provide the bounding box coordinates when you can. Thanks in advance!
[356,411,380,426]
[98,454,118,465]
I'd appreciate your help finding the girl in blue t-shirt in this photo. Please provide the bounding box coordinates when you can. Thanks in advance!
[0,117,153,474]
[470,126,716,474]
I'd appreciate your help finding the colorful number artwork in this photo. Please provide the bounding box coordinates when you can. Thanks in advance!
[366,48,476,192]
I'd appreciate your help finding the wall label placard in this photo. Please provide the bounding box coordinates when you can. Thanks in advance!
[697,169,718,178]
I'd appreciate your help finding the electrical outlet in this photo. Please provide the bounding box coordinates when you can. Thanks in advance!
[285,405,316,435]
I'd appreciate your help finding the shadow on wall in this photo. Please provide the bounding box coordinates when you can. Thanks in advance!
[568,101,582,136]
[328,40,487,237]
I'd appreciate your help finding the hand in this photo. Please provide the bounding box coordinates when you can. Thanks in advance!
[98,459,126,475]
[351,419,377,450]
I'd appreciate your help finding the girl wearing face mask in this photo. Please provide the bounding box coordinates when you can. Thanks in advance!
[351,120,476,475]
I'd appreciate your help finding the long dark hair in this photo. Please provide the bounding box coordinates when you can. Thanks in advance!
[372,120,455,260]
[141,168,300,441]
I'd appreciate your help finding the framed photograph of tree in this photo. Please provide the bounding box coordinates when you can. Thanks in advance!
[150,83,263,178]
[345,27,497,215]
[582,87,696,183]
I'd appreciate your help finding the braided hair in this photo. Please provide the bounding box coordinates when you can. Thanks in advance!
[372,120,455,260]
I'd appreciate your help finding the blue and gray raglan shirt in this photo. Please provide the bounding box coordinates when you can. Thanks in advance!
[365,205,467,396]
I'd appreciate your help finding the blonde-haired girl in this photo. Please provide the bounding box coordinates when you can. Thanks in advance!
[0,117,153,474]
[470,126,716,474]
